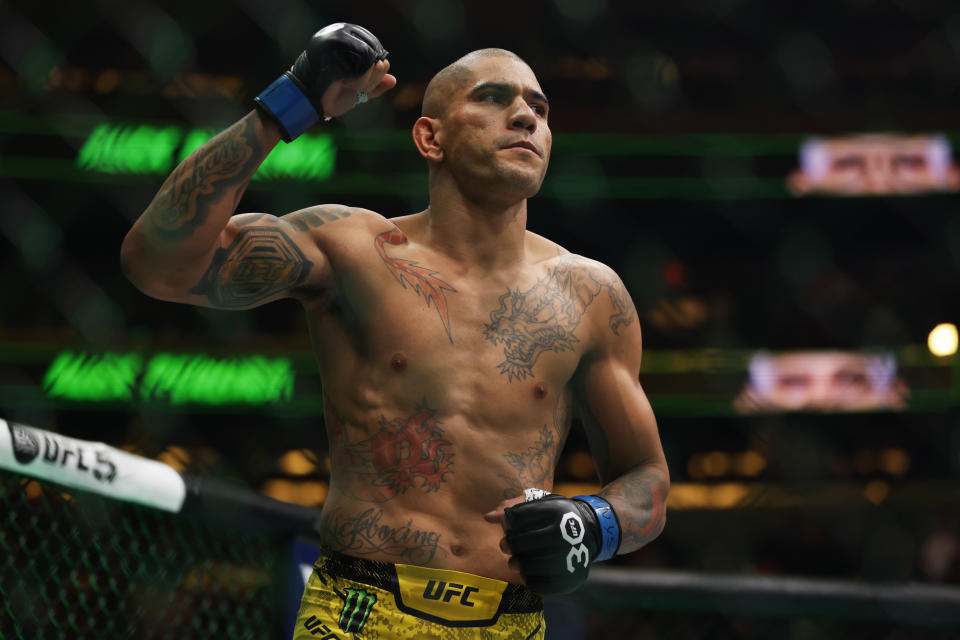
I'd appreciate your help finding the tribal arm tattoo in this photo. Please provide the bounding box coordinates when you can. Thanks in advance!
[283,204,353,231]
[374,227,457,343]
[483,258,637,381]
[188,226,314,308]
[123,112,284,296]
[145,113,267,243]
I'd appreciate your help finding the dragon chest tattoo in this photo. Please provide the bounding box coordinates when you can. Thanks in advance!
[483,261,635,382]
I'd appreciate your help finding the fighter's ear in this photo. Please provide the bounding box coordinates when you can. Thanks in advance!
[413,116,444,163]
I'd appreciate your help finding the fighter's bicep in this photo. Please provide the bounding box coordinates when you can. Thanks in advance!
[574,310,663,479]
[184,213,332,310]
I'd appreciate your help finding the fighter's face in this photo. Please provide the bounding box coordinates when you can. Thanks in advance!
[437,58,552,202]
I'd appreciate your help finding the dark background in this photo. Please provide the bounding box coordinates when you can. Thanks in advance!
[2,0,960,604]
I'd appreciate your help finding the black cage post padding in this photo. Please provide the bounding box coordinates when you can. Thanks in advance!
[576,567,960,627]
[179,473,321,538]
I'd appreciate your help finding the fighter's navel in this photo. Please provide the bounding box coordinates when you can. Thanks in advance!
[533,382,548,399]
[390,353,407,372]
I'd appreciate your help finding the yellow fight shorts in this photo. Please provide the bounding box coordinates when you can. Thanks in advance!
[293,549,545,639]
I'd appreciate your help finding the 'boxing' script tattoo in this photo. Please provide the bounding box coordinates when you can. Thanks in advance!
[321,507,448,565]
[375,227,457,342]
[332,401,454,503]
[499,425,558,499]
[189,227,313,307]
[149,116,261,241]
[484,259,637,381]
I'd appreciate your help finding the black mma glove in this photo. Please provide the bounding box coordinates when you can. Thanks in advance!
[504,491,621,595]
[255,22,388,142]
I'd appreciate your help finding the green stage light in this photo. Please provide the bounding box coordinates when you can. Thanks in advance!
[177,128,336,182]
[43,351,143,402]
[41,351,294,406]
[80,123,336,182]
[254,133,336,182]
[76,123,182,174]
[140,353,294,405]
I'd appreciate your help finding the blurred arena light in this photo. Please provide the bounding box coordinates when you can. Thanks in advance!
[260,478,328,506]
[928,322,959,357]
[77,123,337,181]
[278,449,319,476]
[42,350,295,405]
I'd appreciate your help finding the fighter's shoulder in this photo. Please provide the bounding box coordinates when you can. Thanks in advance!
[543,251,639,343]
[542,248,623,284]
[526,230,578,263]
[278,204,391,237]
[527,231,620,276]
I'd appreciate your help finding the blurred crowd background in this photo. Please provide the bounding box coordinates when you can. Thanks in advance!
[3,0,960,637]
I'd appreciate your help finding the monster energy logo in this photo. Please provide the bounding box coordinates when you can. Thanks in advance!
[339,588,377,633]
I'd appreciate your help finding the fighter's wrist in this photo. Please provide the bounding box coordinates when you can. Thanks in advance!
[573,494,621,562]
[254,73,323,143]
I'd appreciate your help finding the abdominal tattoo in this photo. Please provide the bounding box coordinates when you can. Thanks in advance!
[321,507,448,565]
[148,116,261,241]
[484,259,636,381]
[189,227,313,307]
[330,400,454,503]
[375,227,457,343]
[499,425,557,499]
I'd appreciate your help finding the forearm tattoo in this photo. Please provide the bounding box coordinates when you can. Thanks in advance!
[375,227,457,343]
[328,400,455,503]
[189,227,313,307]
[149,115,261,241]
[600,467,668,550]
[484,258,637,381]
[320,507,449,565]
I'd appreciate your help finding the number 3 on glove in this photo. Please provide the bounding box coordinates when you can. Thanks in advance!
[560,511,590,573]
[504,491,621,595]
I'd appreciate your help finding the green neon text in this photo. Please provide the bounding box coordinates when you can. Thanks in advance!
[78,123,336,181]
[43,352,143,402]
[77,124,182,174]
[42,351,294,406]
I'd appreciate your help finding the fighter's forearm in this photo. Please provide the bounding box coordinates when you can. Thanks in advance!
[121,110,281,286]
[597,464,669,554]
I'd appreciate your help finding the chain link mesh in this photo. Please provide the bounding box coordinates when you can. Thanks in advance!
[4,469,958,640]
[0,473,282,640]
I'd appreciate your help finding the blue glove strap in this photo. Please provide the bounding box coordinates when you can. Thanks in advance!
[574,495,620,562]
[254,73,319,142]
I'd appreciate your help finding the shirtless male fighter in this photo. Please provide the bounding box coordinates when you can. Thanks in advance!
[121,23,669,639]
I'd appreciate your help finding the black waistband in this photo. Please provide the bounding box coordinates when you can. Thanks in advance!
[316,548,543,615]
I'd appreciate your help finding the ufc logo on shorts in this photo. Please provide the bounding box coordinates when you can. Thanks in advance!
[303,615,338,639]
[560,512,590,573]
[423,580,479,606]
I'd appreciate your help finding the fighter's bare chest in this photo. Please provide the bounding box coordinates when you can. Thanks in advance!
[360,266,586,391]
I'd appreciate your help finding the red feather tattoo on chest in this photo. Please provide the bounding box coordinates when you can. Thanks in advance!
[374,227,458,342]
